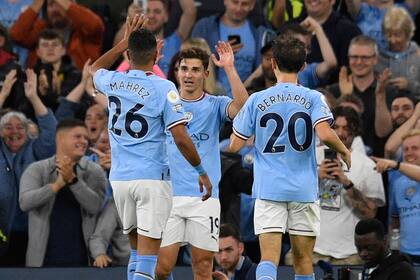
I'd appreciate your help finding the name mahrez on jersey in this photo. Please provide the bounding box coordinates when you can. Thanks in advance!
[257,93,312,112]
[109,80,150,99]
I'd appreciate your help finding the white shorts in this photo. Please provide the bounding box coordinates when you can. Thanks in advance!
[111,180,172,239]
[254,199,320,237]
[160,197,220,252]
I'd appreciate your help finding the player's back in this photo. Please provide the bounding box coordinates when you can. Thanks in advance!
[233,82,333,202]
[93,69,186,181]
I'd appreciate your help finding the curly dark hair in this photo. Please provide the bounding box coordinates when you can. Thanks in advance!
[333,106,363,137]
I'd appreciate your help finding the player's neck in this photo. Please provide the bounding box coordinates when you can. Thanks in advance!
[131,62,154,73]
[180,87,204,100]
[274,71,298,84]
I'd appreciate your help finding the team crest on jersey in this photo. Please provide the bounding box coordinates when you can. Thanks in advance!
[167,90,180,104]
[405,186,416,201]
[184,112,193,121]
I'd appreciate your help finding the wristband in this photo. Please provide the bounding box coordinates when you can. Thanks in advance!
[392,161,401,171]
[344,181,354,190]
[194,164,207,176]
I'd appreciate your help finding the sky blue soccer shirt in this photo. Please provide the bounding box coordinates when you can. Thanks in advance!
[94,69,187,181]
[166,93,232,198]
[233,83,333,202]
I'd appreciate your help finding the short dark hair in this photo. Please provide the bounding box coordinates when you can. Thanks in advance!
[278,23,311,37]
[355,219,386,240]
[57,119,86,133]
[178,47,210,70]
[219,223,242,242]
[128,29,157,65]
[272,34,306,73]
[333,106,363,136]
[391,90,416,106]
[37,29,65,46]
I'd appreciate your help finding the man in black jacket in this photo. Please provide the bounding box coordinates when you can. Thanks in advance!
[355,218,416,280]
[213,223,257,280]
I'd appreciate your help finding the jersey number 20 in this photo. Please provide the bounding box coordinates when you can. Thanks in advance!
[108,96,149,139]
[260,112,312,153]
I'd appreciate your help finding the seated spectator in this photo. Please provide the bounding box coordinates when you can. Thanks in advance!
[376,7,420,100]
[279,20,337,88]
[328,35,393,156]
[0,69,56,266]
[286,107,385,265]
[304,0,361,83]
[33,29,89,115]
[212,223,257,280]
[192,0,273,97]
[355,218,416,280]
[345,0,418,50]
[10,0,104,70]
[19,119,107,267]
[385,102,420,159]
[373,129,420,264]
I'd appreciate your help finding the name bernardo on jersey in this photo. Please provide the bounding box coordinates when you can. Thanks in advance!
[257,93,313,112]
[109,80,150,99]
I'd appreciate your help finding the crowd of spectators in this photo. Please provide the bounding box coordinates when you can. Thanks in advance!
[0,0,419,272]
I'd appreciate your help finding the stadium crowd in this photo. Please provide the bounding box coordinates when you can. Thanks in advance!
[0,0,420,277]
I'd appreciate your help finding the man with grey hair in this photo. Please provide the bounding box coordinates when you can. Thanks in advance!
[0,69,57,266]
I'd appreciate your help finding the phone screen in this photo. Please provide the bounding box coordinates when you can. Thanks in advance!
[228,35,241,45]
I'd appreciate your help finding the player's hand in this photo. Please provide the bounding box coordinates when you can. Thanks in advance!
[371,156,398,173]
[24,69,39,101]
[300,16,321,33]
[318,160,337,180]
[199,173,212,201]
[211,41,235,69]
[212,271,229,280]
[123,13,147,43]
[0,69,17,99]
[338,66,353,96]
[93,254,112,268]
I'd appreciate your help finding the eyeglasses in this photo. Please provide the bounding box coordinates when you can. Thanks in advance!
[348,54,376,61]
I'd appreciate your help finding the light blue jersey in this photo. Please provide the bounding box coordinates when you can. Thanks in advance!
[233,83,333,202]
[166,93,232,198]
[94,69,187,181]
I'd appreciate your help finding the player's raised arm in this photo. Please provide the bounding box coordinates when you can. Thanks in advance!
[211,41,249,119]
[315,121,352,169]
[169,124,212,201]
[90,14,147,74]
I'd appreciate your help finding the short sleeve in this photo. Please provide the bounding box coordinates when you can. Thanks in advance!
[311,91,334,128]
[162,83,187,130]
[93,68,112,96]
[232,97,255,140]
[217,96,233,122]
